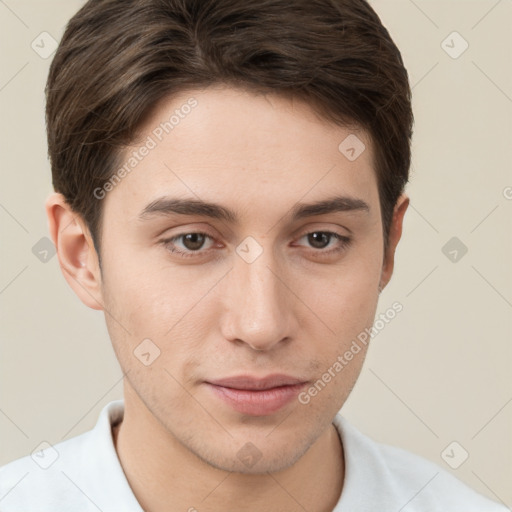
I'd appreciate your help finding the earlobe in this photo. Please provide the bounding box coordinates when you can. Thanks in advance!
[379,194,409,292]
[45,192,104,311]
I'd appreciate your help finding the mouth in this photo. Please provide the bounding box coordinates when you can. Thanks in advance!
[204,374,308,416]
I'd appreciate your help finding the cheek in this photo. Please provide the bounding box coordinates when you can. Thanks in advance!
[298,254,382,336]
[101,248,194,332]
[100,257,217,376]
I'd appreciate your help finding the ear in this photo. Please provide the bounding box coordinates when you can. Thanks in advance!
[379,194,409,292]
[45,192,104,311]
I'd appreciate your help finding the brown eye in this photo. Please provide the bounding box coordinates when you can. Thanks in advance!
[295,231,352,257]
[307,232,332,249]
[160,232,216,258]
[181,233,207,251]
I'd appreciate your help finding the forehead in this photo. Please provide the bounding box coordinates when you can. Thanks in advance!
[103,86,379,222]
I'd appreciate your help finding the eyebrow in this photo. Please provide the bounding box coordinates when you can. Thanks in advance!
[138,195,370,224]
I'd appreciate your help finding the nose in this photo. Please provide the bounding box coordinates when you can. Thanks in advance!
[220,247,295,352]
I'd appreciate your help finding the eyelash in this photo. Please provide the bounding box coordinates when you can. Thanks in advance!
[160,231,352,259]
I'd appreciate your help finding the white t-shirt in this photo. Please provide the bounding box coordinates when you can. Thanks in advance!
[0,400,507,511]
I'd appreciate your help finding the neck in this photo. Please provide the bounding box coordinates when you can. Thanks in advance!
[113,384,344,512]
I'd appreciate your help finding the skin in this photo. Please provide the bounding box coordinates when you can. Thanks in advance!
[46,85,408,512]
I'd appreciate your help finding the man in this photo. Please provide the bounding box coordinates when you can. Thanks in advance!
[0,0,507,510]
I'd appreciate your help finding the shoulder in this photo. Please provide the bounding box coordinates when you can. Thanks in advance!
[0,431,95,511]
[333,414,508,511]
[0,400,139,512]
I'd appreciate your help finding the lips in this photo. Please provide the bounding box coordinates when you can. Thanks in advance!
[205,374,308,416]
[208,374,306,391]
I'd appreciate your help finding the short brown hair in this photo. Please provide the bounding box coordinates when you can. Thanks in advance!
[46,0,413,261]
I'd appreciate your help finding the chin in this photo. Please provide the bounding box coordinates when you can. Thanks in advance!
[190,434,313,475]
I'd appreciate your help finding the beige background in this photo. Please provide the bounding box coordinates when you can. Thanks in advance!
[1,0,511,506]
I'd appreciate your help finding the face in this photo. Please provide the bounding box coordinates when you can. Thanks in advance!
[93,86,392,473]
